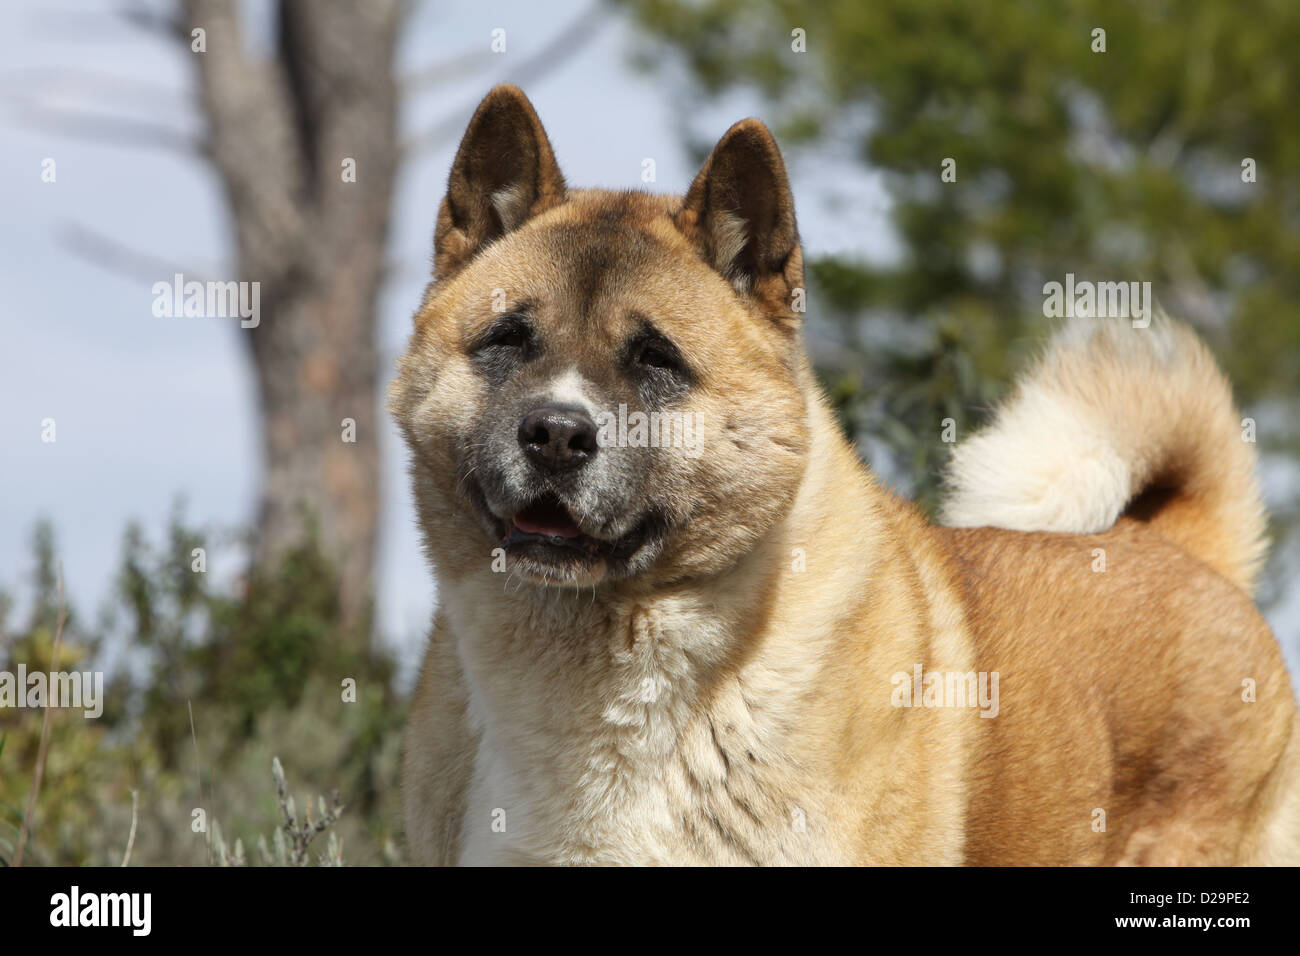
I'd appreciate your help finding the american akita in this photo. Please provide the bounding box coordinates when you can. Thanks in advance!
[390,85,1300,865]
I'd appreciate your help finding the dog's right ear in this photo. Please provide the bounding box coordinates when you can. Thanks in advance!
[434,85,566,280]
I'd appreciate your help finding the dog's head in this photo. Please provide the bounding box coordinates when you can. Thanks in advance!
[391,85,810,589]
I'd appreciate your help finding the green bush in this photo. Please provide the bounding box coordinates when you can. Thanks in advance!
[0,513,407,866]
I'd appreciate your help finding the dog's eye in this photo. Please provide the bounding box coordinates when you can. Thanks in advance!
[637,344,677,370]
[623,324,693,394]
[492,328,528,349]
[476,316,533,352]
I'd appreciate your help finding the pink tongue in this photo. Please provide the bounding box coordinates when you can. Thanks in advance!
[514,502,581,538]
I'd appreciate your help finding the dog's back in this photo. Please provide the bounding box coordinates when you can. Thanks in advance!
[939,521,1297,863]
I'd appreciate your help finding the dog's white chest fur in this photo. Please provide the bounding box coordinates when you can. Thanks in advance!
[447,586,838,866]
[456,723,832,866]
[456,733,688,866]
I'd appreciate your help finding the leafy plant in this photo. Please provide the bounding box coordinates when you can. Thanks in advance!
[210,758,346,867]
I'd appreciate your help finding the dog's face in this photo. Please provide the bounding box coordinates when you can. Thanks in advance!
[391,85,810,590]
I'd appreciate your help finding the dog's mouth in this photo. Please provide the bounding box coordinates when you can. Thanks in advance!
[501,494,655,561]
[463,477,665,583]
[505,495,606,556]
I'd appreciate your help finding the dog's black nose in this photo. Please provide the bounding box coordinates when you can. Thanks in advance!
[518,406,599,471]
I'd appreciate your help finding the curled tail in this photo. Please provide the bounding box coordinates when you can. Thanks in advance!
[940,314,1268,595]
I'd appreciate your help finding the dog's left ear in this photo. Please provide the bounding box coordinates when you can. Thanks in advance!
[676,119,803,327]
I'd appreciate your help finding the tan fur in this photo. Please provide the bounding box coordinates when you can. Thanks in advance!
[392,86,1300,866]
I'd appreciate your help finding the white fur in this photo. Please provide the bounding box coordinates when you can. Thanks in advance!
[940,379,1133,533]
[545,368,596,412]
[939,314,1262,549]
[490,183,532,232]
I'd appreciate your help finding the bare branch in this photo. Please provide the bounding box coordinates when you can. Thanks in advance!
[6,105,201,154]
[13,562,66,868]
[27,6,171,43]
[0,67,194,109]
[58,221,216,286]
[188,699,211,866]
[401,48,491,95]
[116,1,187,40]
[121,790,139,867]
[402,3,611,157]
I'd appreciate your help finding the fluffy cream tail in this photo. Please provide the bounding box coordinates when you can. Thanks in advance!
[940,314,1267,594]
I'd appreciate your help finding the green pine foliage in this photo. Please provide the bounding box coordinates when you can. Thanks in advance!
[0,516,404,866]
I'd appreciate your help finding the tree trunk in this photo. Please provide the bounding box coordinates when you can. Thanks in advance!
[183,0,402,626]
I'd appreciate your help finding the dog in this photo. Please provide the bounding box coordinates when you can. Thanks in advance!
[389,84,1300,865]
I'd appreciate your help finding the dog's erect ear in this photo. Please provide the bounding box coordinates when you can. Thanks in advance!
[675,119,803,326]
[434,85,566,279]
